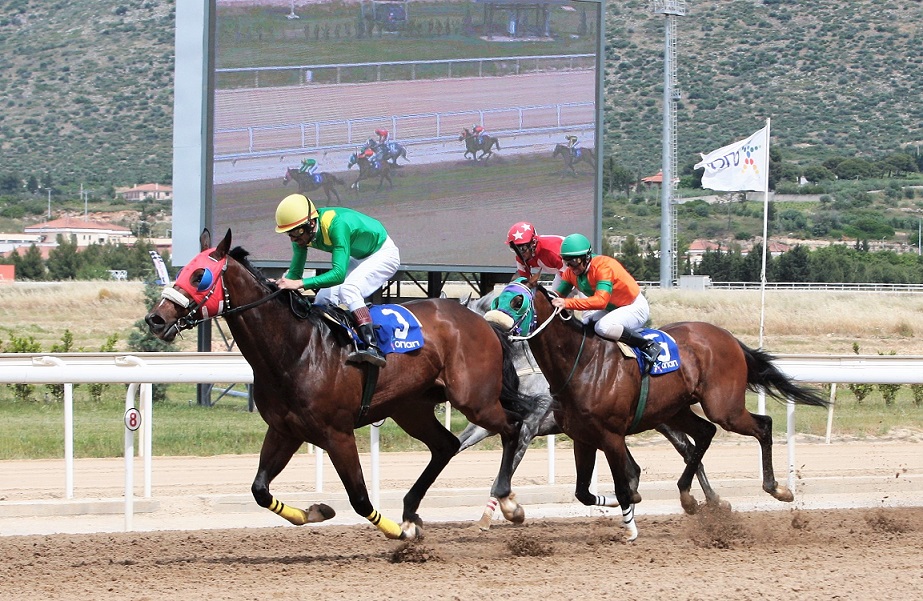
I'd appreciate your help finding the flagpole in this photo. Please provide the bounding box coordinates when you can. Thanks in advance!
[757,117,771,418]
[757,117,771,350]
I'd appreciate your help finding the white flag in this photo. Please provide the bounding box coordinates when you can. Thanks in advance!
[694,125,769,192]
[149,250,171,285]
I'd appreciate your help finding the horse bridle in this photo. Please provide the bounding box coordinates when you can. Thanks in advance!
[504,282,584,398]
[160,259,286,337]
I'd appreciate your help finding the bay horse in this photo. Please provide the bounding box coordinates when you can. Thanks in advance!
[283,167,345,204]
[456,291,721,529]
[347,152,393,193]
[553,143,596,176]
[460,128,500,161]
[144,229,538,541]
[484,277,828,540]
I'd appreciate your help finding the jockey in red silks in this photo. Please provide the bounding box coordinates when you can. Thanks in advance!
[472,124,486,144]
[506,221,566,289]
[375,128,389,144]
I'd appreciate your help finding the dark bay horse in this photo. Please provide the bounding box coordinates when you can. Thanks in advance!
[347,152,393,192]
[145,229,536,541]
[456,291,721,529]
[359,140,410,167]
[283,167,346,203]
[553,143,596,176]
[371,141,409,166]
[484,277,828,540]
[460,128,500,161]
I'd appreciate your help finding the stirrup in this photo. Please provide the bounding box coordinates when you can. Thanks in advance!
[347,347,387,368]
[640,343,661,371]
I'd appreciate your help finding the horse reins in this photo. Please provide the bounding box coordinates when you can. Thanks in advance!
[505,284,583,397]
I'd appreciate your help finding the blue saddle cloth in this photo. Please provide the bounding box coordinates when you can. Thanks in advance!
[312,173,323,184]
[635,328,680,375]
[370,305,424,354]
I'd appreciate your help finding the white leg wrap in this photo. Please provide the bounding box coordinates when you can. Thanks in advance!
[476,496,499,530]
[594,494,620,507]
[622,504,638,542]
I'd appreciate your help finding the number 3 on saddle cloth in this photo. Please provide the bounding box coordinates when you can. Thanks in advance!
[316,304,425,355]
[368,305,424,353]
[628,329,680,375]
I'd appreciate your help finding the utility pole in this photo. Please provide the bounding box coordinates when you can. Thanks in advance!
[81,184,88,221]
[653,0,686,289]
[44,188,52,219]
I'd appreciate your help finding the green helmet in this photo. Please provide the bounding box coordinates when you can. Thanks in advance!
[559,233,593,258]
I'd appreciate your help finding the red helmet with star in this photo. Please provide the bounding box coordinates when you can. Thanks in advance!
[507,222,537,246]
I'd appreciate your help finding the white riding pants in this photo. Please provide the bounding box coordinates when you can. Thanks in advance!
[581,292,650,340]
[315,236,400,311]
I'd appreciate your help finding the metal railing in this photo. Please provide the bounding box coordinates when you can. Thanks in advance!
[640,281,923,293]
[214,101,595,160]
[4,351,920,529]
[216,54,595,89]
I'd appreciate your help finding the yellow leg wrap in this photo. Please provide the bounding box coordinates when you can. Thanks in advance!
[269,497,309,526]
[366,509,403,539]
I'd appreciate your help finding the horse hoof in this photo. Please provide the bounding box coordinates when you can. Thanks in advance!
[306,503,336,523]
[499,495,525,524]
[679,491,698,515]
[631,491,642,504]
[774,487,794,502]
[400,521,423,540]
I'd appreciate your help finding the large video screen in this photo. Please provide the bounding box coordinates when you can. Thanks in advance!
[211,0,601,271]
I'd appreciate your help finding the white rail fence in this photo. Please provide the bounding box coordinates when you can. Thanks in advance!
[214,101,594,160]
[1,352,920,529]
[215,54,596,89]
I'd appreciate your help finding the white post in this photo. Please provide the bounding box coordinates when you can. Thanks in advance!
[546,434,555,484]
[370,423,381,507]
[444,401,451,430]
[786,400,796,494]
[124,383,138,531]
[824,383,836,444]
[142,383,153,498]
[64,383,74,499]
[315,446,324,492]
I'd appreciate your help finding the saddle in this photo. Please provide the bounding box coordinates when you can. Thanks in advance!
[313,303,424,356]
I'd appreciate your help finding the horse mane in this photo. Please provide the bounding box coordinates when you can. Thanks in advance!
[229,246,279,291]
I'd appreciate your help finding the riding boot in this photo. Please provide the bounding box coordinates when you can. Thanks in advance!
[347,313,387,367]
[618,327,661,373]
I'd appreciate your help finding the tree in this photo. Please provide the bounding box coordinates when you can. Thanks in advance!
[15,244,46,280]
[0,173,20,193]
[773,245,810,282]
[834,158,878,180]
[881,152,918,176]
[803,165,835,183]
[46,234,81,280]
[604,157,635,197]
[616,235,643,276]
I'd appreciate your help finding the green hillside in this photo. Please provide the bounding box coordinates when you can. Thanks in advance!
[0,0,921,190]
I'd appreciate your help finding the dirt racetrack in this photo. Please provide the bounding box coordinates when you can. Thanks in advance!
[2,436,922,600]
[2,507,922,600]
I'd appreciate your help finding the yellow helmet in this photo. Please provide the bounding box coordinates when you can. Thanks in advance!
[275,194,318,233]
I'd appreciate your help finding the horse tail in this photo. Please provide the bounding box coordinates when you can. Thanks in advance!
[490,323,540,422]
[331,174,346,186]
[739,341,829,407]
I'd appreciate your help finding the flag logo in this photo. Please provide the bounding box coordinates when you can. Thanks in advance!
[694,125,769,192]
